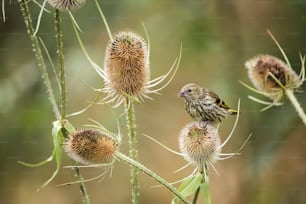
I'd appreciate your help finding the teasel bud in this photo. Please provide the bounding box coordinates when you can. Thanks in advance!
[103,30,150,106]
[64,129,118,165]
[245,54,303,101]
[179,121,221,169]
[47,0,86,11]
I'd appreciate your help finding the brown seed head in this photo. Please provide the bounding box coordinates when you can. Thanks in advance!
[104,31,149,102]
[65,129,118,165]
[47,0,86,11]
[245,55,301,100]
[179,121,221,166]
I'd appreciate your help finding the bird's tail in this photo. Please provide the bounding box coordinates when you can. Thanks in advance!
[229,109,238,115]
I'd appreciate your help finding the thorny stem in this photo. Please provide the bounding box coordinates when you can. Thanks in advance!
[18,0,60,119]
[55,10,66,120]
[124,100,139,204]
[116,152,191,204]
[74,166,90,204]
[54,9,90,204]
[285,89,306,126]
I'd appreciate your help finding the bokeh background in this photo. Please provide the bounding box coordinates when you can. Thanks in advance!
[1,0,306,203]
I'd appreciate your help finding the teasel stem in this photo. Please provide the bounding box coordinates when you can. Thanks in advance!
[285,89,306,126]
[74,166,90,204]
[192,165,210,204]
[19,0,60,119]
[124,99,139,204]
[116,152,191,204]
[54,9,90,204]
[55,9,66,120]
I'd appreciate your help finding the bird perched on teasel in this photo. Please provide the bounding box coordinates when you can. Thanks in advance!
[179,83,237,123]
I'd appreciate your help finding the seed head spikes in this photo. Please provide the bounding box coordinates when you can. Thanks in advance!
[242,30,305,112]
[245,54,303,102]
[65,129,118,165]
[99,30,182,107]
[179,121,221,169]
[47,0,86,11]
[103,31,150,105]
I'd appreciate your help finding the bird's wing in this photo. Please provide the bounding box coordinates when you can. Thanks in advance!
[206,89,231,110]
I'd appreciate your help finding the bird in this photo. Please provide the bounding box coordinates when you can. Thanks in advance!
[178,83,237,123]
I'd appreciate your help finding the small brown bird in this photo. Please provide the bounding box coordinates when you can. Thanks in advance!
[179,83,237,123]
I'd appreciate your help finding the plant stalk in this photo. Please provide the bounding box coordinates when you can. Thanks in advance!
[285,89,306,126]
[124,100,139,204]
[74,166,90,204]
[192,165,211,204]
[19,0,60,119]
[54,10,90,204]
[116,152,191,204]
[55,9,66,120]
[192,167,204,204]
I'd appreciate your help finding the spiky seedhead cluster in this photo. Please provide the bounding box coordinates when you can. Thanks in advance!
[104,31,150,105]
[245,55,303,101]
[179,121,221,168]
[47,0,86,11]
[64,129,118,165]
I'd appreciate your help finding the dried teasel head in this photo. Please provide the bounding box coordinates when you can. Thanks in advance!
[179,121,221,170]
[100,30,182,107]
[245,54,303,101]
[103,30,150,105]
[64,129,118,165]
[47,0,86,11]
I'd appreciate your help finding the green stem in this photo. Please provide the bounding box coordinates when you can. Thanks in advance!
[124,100,139,204]
[18,0,60,119]
[74,166,90,204]
[192,166,205,204]
[55,9,66,119]
[54,10,90,204]
[116,152,191,204]
[285,89,306,126]
[193,165,211,204]
[192,182,202,204]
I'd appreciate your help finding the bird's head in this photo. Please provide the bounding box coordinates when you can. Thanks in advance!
[178,83,202,100]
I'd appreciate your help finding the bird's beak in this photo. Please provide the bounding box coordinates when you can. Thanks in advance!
[178,91,185,97]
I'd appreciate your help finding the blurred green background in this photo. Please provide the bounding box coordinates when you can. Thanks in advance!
[1,0,306,203]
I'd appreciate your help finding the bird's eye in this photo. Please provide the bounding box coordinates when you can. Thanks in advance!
[187,89,192,93]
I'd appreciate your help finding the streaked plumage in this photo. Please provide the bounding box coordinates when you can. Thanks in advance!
[179,83,237,122]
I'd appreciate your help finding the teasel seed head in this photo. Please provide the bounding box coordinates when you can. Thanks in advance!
[64,129,118,165]
[104,30,150,106]
[47,0,86,11]
[179,121,221,168]
[245,54,303,101]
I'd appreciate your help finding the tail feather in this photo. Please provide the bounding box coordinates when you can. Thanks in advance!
[229,109,238,115]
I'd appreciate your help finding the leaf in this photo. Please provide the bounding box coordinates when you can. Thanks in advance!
[62,119,76,133]
[200,181,211,204]
[172,173,202,204]
[37,120,64,191]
